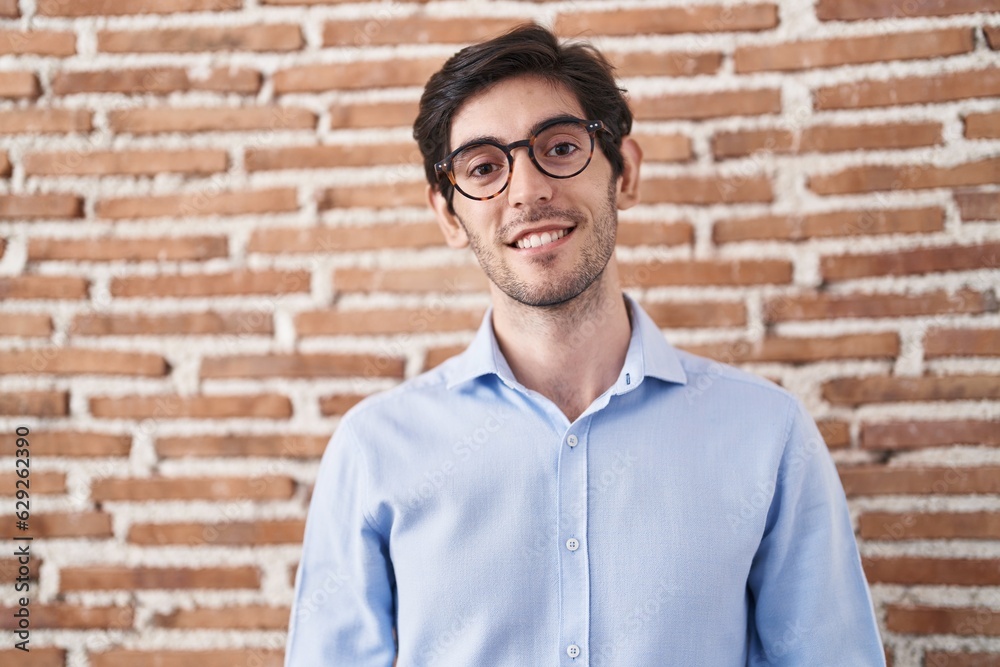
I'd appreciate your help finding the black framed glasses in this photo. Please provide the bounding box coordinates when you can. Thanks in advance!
[434,116,607,202]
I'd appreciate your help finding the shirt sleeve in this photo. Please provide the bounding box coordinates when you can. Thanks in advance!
[747,397,885,666]
[285,417,397,666]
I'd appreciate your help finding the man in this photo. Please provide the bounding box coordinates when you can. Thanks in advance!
[286,23,885,666]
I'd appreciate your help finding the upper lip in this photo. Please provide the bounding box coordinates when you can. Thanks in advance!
[508,224,576,245]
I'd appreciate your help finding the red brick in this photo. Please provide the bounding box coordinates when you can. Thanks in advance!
[821,242,1000,281]
[0,29,76,56]
[926,328,1000,358]
[111,269,309,298]
[0,391,68,416]
[319,394,366,416]
[334,265,489,293]
[859,511,1000,541]
[987,27,1000,50]
[92,475,294,501]
[632,134,693,162]
[37,0,242,15]
[0,648,63,667]
[681,332,899,364]
[318,181,426,209]
[0,512,111,539]
[249,222,440,255]
[713,122,941,159]
[330,100,418,129]
[0,557,41,583]
[0,604,131,630]
[0,313,52,336]
[815,68,1000,110]
[246,141,419,171]
[0,152,8,177]
[862,420,1000,449]
[816,0,1000,19]
[641,175,773,204]
[956,191,1000,221]
[610,51,722,78]
[201,353,404,379]
[423,344,464,371]
[735,28,972,73]
[966,111,1000,140]
[888,605,1000,636]
[52,66,260,95]
[129,519,304,545]
[0,471,65,495]
[0,108,92,134]
[764,288,991,322]
[109,106,314,134]
[633,89,781,121]
[0,431,131,457]
[24,149,226,176]
[864,557,1000,586]
[61,566,260,592]
[0,349,167,376]
[99,25,302,53]
[156,434,327,458]
[0,193,83,219]
[297,307,483,336]
[29,235,228,262]
[620,259,791,287]
[73,311,273,336]
[818,420,850,449]
[555,5,778,36]
[824,374,998,406]
[0,71,40,98]
[839,465,1000,496]
[925,653,1000,667]
[0,0,18,17]
[0,276,88,299]
[274,57,444,94]
[324,17,522,47]
[715,206,943,243]
[151,604,290,629]
[90,394,292,420]
[617,221,693,246]
[813,157,1000,195]
[90,650,282,667]
[640,300,746,328]
[97,187,297,220]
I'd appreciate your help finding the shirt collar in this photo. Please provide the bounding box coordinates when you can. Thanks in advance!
[444,293,687,391]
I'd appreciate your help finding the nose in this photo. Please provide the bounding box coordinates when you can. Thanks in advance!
[506,146,552,209]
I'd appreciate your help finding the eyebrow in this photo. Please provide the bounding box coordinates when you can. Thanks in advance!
[452,114,582,151]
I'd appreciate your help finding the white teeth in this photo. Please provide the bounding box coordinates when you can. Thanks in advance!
[515,227,570,249]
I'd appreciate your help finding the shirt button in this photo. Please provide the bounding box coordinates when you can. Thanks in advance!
[566,434,578,447]
[567,644,580,658]
[566,538,579,551]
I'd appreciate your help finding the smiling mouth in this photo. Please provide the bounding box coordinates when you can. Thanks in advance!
[509,226,576,250]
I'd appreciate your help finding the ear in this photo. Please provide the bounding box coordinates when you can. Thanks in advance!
[428,185,469,249]
[615,136,643,211]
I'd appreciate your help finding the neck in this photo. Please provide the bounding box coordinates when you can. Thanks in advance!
[490,261,632,423]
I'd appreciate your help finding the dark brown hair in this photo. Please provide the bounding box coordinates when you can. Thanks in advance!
[413,23,632,210]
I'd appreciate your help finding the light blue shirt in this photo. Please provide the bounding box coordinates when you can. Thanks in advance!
[286,293,884,666]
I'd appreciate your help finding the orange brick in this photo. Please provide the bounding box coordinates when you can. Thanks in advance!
[0,193,83,219]
[129,519,304,545]
[617,221,693,246]
[324,17,521,47]
[888,605,1000,636]
[73,311,273,336]
[0,71,40,98]
[640,300,746,328]
[245,141,419,171]
[0,0,17,17]
[0,556,41,583]
[818,420,850,449]
[0,648,63,667]
[249,221,440,254]
[423,344,465,371]
[926,328,1000,358]
[61,566,260,592]
[330,100,418,129]
[987,26,1000,50]
[862,420,1000,449]
[274,57,444,94]
[824,375,999,406]
[0,152,8,177]
[333,265,489,293]
[681,332,899,364]
[318,181,426,209]
[0,512,111,539]
[633,89,781,121]
[839,465,1000,496]
[0,391,68,416]
[864,557,1000,586]
[0,29,76,56]
[632,134,692,162]
[92,475,294,501]
[90,394,292,420]
[816,0,1000,19]
[151,604,290,629]
[609,51,722,78]
[763,288,990,322]
[0,605,131,630]
[52,66,260,95]
[956,190,1000,221]
[0,349,167,376]
[99,25,302,53]
[811,156,1000,195]
[925,652,1000,667]
[815,68,1000,110]
[29,235,228,262]
[111,269,309,298]
[821,242,1000,280]
[0,108,91,134]
[0,276,88,299]
[0,313,52,336]
[37,0,242,15]
[109,106,315,134]
[641,175,773,204]
[966,111,1000,140]
[96,187,298,219]
[620,259,791,287]
[91,650,282,667]
[712,122,942,159]
[555,4,777,36]
[24,148,226,176]
[297,307,483,336]
[156,434,327,458]
[715,206,943,243]
[859,511,1000,541]
[0,430,130,457]
[0,471,65,495]
[201,352,404,379]
[319,394,366,416]
[735,28,972,73]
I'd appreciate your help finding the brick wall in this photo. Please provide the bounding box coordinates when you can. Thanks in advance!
[0,0,997,665]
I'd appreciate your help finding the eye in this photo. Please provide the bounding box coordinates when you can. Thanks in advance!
[469,162,500,178]
[547,142,580,158]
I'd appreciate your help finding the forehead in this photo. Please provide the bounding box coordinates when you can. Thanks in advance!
[449,75,586,148]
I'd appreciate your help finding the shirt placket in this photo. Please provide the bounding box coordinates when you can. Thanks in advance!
[558,419,590,665]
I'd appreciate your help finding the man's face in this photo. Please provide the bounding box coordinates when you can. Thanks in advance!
[435,75,623,309]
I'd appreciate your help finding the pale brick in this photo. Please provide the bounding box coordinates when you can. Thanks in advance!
[0,276,88,299]
[90,394,293,420]
[23,149,227,176]
[129,519,304,545]
[816,0,1000,20]
[0,71,39,99]
[91,650,282,667]
[37,0,242,15]
[324,17,522,47]
[96,187,298,219]
[609,51,722,78]
[0,648,63,667]
[715,206,943,243]
[680,332,899,364]
[0,29,76,56]
[619,259,791,287]
[330,100,418,129]
[0,193,83,219]
[333,265,488,293]
[61,566,260,591]
[0,512,110,539]
[632,134,692,162]
[99,25,302,53]
[640,300,746,328]
[246,141,419,171]
[111,270,309,298]
[555,5,778,36]
[274,57,444,94]
[156,434,327,458]
[52,67,260,95]
[73,311,273,336]
[200,352,405,379]
[296,307,483,336]
[109,106,315,134]
[92,475,294,501]
[0,108,92,134]
[815,68,1000,110]
[0,313,52,337]
[29,236,228,262]
[633,89,781,121]
[641,175,773,204]
[318,182,426,209]
[248,222,441,254]
[617,221,693,246]
[0,349,167,376]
